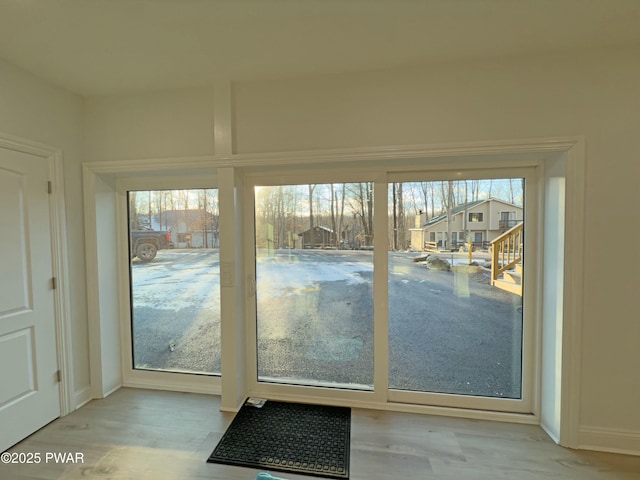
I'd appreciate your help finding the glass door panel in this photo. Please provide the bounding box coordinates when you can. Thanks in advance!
[128,189,221,375]
[255,183,374,389]
[388,178,525,399]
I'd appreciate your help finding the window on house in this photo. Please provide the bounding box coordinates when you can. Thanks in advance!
[469,212,483,222]
[500,211,517,229]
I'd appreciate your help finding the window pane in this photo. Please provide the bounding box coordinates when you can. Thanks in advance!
[389,179,524,398]
[255,183,374,389]
[128,189,220,375]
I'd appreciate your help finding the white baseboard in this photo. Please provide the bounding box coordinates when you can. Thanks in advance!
[579,426,640,456]
[103,384,122,398]
[540,421,561,444]
[72,386,92,411]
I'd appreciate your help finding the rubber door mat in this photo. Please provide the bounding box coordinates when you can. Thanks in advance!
[207,399,350,479]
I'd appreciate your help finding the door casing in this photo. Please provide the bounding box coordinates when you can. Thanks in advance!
[0,132,72,450]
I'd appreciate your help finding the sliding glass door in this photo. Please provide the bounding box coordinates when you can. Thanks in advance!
[387,175,532,411]
[254,183,374,389]
[248,169,536,413]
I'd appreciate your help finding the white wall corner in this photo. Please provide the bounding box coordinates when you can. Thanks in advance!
[579,426,640,456]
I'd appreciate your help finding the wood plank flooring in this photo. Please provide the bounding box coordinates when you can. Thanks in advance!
[1,388,638,479]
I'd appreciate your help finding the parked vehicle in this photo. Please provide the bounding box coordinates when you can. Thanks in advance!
[130,230,172,262]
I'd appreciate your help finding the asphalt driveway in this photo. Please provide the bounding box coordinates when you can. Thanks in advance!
[131,249,523,398]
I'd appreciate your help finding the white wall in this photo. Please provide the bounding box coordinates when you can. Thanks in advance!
[233,47,640,154]
[82,45,640,450]
[231,47,640,440]
[0,59,89,407]
[83,87,215,161]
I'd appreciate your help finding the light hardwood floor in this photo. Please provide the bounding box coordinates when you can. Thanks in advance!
[1,388,638,480]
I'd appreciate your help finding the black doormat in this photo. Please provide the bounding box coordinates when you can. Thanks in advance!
[207,399,351,479]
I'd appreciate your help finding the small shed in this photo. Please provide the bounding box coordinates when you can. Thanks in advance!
[298,226,337,249]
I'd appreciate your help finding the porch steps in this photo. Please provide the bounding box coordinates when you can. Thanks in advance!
[490,221,524,297]
[493,263,522,296]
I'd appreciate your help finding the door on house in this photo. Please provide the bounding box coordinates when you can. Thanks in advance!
[0,146,60,452]
[474,232,483,245]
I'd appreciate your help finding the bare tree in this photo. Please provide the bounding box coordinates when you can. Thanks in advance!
[440,181,455,249]
[349,182,374,246]
[392,183,398,249]
[470,179,480,201]
[147,191,152,228]
[509,178,515,204]
[393,183,405,250]
[463,181,469,248]
[429,182,436,220]
[329,184,346,247]
[419,182,430,220]
[337,184,346,247]
[129,191,138,231]
[308,184,316,229]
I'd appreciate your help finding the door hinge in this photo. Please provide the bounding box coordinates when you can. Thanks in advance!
[51,277,57,290]
[56,370,62,383]
[48,181,52,194]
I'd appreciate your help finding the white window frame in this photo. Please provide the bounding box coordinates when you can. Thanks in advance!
[115,174,222,394]
[242,164,539,416]
[387,167,538,414]
[243,168,385,406]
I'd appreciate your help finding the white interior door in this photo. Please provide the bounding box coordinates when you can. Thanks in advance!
[0,147,60,452]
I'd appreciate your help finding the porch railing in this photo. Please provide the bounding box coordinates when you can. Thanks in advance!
[491,222,524,285]
[424,241,438,252]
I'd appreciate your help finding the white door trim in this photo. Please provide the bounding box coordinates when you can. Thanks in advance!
[82,136,585,447]
[0,132,73,416]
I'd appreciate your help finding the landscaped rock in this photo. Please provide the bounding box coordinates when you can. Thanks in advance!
[425,256,451,271]
[413,254,430,263]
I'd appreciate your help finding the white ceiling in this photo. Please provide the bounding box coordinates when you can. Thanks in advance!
[1,0,639,96]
